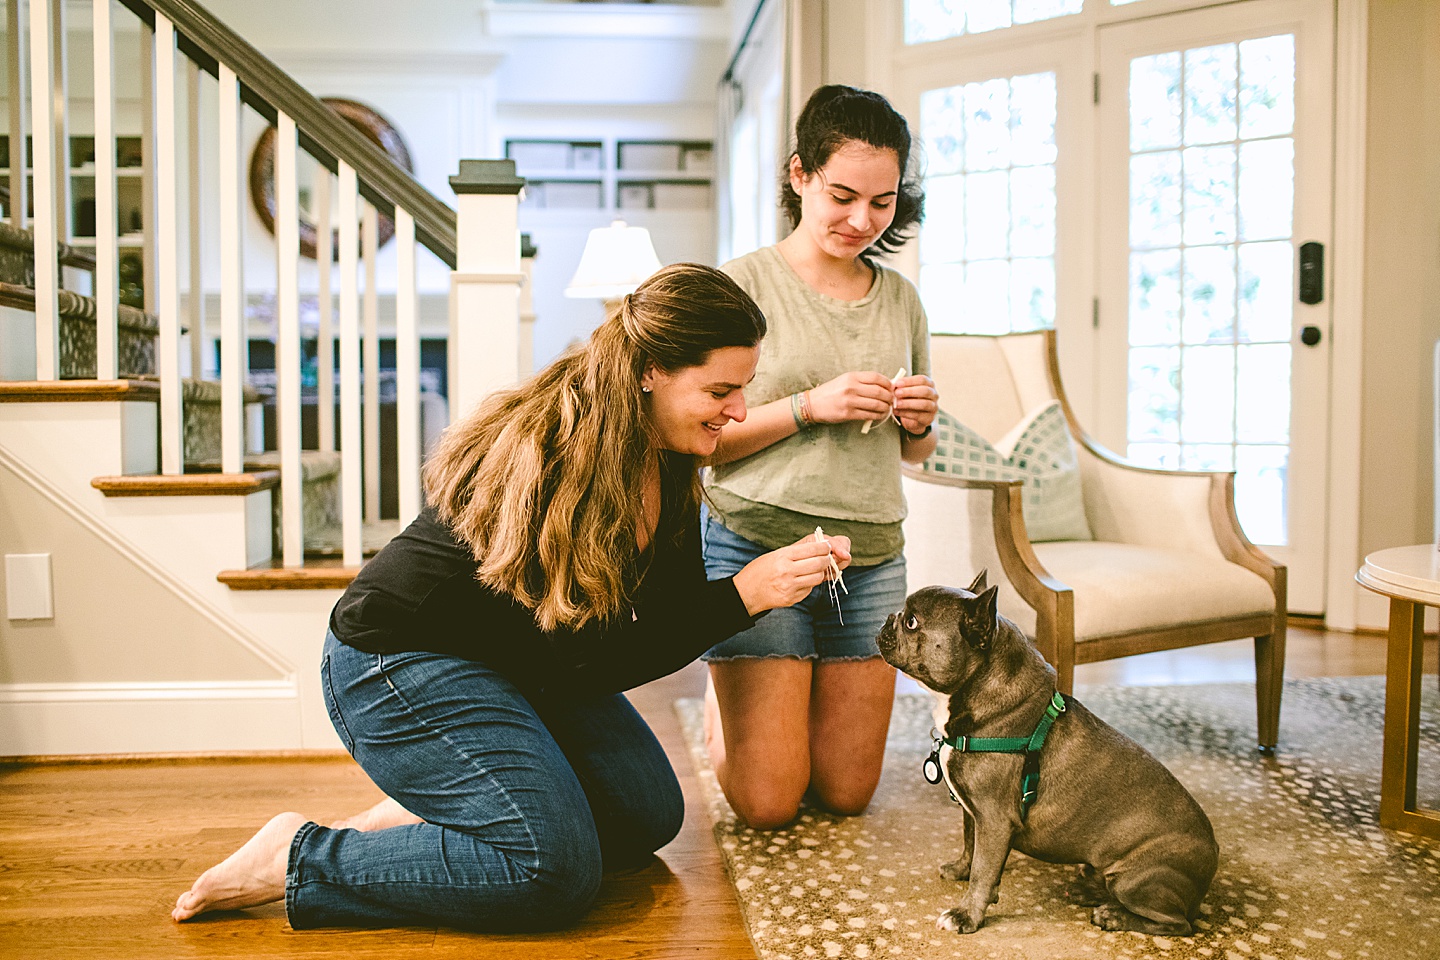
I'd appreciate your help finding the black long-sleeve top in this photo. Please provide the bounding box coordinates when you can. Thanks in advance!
[329,458,758,699]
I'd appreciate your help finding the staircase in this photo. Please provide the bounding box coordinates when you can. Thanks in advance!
[0,0,532,756]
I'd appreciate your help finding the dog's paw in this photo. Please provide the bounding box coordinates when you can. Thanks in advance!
[937,907,984,934]
[1090,903,1130,931]
[939,858,971,882]
[1090,902,1193,936]
[1065,869,1108,906]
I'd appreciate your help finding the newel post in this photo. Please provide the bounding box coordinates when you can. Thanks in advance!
[449,159,527,418]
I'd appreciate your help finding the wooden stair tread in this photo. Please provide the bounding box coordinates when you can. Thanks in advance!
[92,471,280,496]
[217,558,363,590]
[0,379,160,402]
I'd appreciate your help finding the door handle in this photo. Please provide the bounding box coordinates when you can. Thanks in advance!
[1299,241,1324,304]
[1300,325,1322,346]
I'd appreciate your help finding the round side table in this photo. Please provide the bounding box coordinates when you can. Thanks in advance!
[1357,545,1440,838]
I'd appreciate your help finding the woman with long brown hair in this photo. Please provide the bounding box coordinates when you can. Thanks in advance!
[171,263,851,931]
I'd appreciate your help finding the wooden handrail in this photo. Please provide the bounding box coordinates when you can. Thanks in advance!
[116,0,458,267]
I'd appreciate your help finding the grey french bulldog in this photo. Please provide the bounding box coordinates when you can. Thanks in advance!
[876,573,1219,936]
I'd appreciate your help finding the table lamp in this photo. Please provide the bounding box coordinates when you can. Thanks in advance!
[564,219,663,304]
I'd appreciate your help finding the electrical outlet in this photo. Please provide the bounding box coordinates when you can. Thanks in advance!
[5,554,54,620]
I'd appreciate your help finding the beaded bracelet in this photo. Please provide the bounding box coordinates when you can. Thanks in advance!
[791,390,816,429]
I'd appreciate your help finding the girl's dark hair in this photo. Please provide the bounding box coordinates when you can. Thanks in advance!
[424,262,766,631]
[780,84,925,257]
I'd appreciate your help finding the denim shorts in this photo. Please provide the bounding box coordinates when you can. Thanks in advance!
[701,517,907,662]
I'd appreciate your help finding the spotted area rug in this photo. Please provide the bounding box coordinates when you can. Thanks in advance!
[675,678,1440,960]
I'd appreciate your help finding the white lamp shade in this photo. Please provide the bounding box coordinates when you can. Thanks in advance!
[564,220,663,299]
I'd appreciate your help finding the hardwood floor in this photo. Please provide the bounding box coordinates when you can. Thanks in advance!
[0,626,1431,959]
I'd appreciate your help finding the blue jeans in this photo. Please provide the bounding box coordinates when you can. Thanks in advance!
[701,518,907,661]
[292,631,684,930]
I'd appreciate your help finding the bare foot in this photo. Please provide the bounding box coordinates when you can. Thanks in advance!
[330,796,423,832]
[171,812,306,922]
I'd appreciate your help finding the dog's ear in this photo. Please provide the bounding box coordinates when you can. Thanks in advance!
[958,585,1000,652]
[966,569,988,595]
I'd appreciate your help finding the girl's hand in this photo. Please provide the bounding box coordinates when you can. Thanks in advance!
[892,374,938,436]
[805,372,895,424]
[732,534,853,615]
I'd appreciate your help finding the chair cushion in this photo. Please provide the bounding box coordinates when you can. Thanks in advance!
[1032,540,1276,641]
[922,401,1092,542]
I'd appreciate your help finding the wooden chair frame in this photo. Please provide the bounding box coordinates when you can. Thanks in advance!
[903,330,1288,749]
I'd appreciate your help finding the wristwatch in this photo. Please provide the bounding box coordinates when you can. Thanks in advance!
[902,423,932,440]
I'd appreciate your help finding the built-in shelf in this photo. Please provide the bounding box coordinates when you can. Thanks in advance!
[504,136,714,213]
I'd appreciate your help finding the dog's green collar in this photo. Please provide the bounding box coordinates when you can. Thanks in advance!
[924,690,1068,820]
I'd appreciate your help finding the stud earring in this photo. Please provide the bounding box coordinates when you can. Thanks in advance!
[641,386,652,394]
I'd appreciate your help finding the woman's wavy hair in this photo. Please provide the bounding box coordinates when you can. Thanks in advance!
[779,84,925,258]
[423,262,766,632]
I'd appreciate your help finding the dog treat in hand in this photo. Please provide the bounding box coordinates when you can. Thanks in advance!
[813,526,847,624]
[861,368,906,434]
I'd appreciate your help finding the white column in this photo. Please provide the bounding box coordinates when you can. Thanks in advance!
[28,0,59,380]
[275,111,303,566]
[218,64,245,475]
[337,163,363,567]
[395,208,420,526]
[92,0,118,381]
[154,13,181,473]
[361,202,380,521]
[449,160,526,417]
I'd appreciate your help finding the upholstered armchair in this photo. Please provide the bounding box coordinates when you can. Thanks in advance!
[902,330,1287,750]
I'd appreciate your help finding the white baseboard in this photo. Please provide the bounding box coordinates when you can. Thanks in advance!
[0,680,309,755]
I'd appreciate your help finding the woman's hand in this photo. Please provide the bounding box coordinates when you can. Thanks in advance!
[892,374,938,436]
[805,372,896,425]
[731,534,853,616]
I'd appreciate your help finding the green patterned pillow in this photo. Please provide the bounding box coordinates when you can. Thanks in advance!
[921,401,1093,542]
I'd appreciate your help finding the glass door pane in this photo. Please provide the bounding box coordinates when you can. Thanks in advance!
[918,71,1058,334]
[1121,34,1298,545]
[1097,0,1335,613]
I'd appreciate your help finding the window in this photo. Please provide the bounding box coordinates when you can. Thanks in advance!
[905,0,1082,46]
[917,71,1058,333]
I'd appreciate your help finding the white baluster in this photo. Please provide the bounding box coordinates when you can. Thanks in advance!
[395,208,420,526]
[154,13,181,473]
[218,64,244,475]
[338,163,363,567]
[6,0,26,230]
[362,202,380,522]
[519,235,537,377]
[92,0,118,381]
[315,168,334,452]
[139,22,155,315]
[28,0,58,380]
[50,0,69,244]
[187,58,204,381]
[275,111,303,566]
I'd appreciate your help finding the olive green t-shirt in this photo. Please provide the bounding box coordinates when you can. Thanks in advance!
[706,245,931,565]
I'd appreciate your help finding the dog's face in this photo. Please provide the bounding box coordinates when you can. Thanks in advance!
[876,572,1000,695]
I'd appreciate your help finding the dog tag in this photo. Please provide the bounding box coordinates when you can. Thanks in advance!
[923,751,943,785]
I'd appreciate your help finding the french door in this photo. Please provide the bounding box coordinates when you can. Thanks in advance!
[892,0,1335,613]
[1096,0,1334,613]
